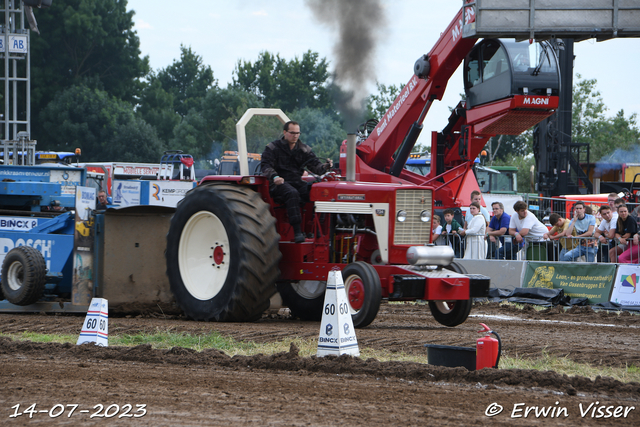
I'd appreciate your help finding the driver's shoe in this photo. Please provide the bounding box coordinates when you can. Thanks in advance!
[294,233,305,243]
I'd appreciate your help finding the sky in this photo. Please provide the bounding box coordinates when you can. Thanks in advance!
[126,0,640,146]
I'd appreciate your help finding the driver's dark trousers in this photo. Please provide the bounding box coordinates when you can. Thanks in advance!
[270,179,311,227]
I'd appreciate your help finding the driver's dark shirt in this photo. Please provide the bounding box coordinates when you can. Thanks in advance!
[260,137,328,184]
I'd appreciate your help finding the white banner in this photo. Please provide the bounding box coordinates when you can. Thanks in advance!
[610,265,640,306]
[113,180,141,206]
[148,181,195,207]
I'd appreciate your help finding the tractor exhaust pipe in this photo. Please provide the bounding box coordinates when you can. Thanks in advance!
[346,133,356,182]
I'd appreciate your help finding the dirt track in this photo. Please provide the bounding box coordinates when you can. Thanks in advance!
[1,302,639,426]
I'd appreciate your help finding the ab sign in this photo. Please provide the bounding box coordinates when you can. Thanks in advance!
[0,35,28,54]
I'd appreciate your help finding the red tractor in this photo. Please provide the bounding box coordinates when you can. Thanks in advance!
[165,3,560,327]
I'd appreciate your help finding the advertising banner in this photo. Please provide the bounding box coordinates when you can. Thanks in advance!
[523,262,615,304]
[147,181,196,207]
[112,180,141,206]
[72,187,96,306]
[610,265,640,306]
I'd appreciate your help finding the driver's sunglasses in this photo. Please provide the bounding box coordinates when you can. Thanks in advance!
[286,131,301,135]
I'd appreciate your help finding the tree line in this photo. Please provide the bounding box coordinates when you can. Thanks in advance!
[27,0,640,184]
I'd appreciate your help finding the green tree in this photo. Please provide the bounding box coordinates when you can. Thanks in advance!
[40,83,164,162]
[169,87,264,160]
[594,110,640,161]
[136,79,181,147]
[291,108,344,162]
[154,45,216,117]
[365,82,403,121]
[232,50,332,112]
[571,75,640,161]
[485,133,531,163]
[30,0,149,138]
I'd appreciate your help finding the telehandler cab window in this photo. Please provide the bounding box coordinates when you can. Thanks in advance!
[464,39,560,109]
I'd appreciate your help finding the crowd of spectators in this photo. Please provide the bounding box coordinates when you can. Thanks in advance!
[434,191,640,264]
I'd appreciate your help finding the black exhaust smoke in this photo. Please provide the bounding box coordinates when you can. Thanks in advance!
[305,0,387,131]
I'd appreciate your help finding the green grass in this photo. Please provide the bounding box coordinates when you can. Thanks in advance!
[2,330,640,383]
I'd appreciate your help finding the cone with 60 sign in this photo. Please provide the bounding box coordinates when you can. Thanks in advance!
[76,298,108,346]
[317,268,359,357]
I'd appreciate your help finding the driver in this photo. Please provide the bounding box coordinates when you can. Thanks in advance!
[261,121,332,243]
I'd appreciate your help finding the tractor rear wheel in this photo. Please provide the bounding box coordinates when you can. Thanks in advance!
[279,262,381,328]
[1,246,47,306]
[428,261,472,327]
[166,183,281,321]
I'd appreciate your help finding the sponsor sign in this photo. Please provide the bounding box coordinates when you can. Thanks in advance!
[0,35,28,53]
[72,187,96,305]
[0,217,39,231]
[148,181,195,207]
[610,265,640,306]
[523,262,615,304]
[112,180,141,206]
[0,236,57,272]
[50,170,83,195]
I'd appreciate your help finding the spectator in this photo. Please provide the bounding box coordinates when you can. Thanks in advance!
[464,190,490,228]
[560,201,597,262]
[509,200,548,257]
[96,190,108,210]
[431,215,445,245]
[441,209,462,257]
[609,204,637,262]
[459,202,487,259]
[607,193,620,216]
[618,232,640,263]
[487,202,514,259]
[594,205,617,262]
[543,213,577,261]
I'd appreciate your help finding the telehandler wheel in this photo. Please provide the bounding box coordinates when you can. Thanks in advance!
[342,262,381,328]
[166,183,281,322]
[428,261,472,327]
[1,246,47,306]
[279,262,382,328]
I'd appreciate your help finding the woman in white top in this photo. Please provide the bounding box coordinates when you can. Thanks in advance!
[460,202,487,259]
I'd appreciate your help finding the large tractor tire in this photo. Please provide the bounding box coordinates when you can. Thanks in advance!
[1,246,47,306]
[428,261,473,327]
[278,261,382,328]
[166,183,281,321]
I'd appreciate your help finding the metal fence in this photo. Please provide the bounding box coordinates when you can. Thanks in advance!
[436,233,640,264]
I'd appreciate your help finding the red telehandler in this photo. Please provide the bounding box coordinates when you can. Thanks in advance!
[165,2,560,327]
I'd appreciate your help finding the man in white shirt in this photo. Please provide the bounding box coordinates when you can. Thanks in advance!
[595,204,617,262]
[509,201,549,257]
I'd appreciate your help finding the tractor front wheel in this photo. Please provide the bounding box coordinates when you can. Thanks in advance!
[279,262,381,328]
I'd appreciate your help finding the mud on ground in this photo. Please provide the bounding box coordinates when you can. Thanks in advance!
[1,302,639,426]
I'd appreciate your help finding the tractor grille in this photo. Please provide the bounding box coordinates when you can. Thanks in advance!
[394,189,432,245]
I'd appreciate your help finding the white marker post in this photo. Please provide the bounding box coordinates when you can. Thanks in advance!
[317,268,359,357]
[76,298,109,346]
